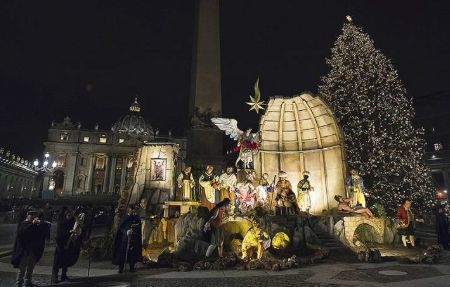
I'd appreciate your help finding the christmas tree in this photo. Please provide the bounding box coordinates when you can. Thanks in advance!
[318,17,436,214]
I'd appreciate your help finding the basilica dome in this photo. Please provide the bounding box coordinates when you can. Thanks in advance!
[111,98,153,135]
[254,92,346,213]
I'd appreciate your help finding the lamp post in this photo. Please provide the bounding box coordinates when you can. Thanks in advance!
[33,152,57,198]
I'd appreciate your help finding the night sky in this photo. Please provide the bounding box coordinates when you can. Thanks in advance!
[1,0,449,160]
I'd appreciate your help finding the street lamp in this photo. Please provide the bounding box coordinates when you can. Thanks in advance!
[33,153,58,197]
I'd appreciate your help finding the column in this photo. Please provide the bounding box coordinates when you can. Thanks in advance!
[108,156,117,194]
[86,154,95,193]
[120,157,128,192]
[443,168,450,196]
[186,0,224,169]
[64,152,77,196]
[102,156,110,194]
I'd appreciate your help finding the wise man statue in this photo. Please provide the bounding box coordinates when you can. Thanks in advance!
[199,165,219,210]
[275,171,300,215]
[297,171,314,213]
[177,166,195,201]
[219,166,237,204]
[346,168,367,208]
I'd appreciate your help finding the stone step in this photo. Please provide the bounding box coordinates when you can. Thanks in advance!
[416,232,437,237]
[327,246,350,250]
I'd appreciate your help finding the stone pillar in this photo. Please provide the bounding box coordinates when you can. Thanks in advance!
[42,172,51,191]
[120,157,128,192]
[186,0,224,170]
[102,156,110,194]
[443,169,450,199]
[86,154,95,193]
[108,156,117,194]
[189,0,222,114]
[64,152,77,196]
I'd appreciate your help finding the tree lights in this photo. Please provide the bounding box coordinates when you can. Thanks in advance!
[319,19,436,214]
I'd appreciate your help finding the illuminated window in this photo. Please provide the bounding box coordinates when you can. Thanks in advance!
[434,143,443,151]
[83,136,89,142]
[99,137,107,143]
[60,133,69,141]
[57,154,66,167]
[95,157,105,170]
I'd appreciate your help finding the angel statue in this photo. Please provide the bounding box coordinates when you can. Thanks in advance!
[211,118,261,169]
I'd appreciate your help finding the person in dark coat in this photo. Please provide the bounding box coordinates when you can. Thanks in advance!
[436,206,450,250]
[52,207,79,283]
[83,204,94,240]
[11,210,37,287]
[43,203,54,241]
[32,211,51,270]
[16,205,30,230]
[106,205,116,231]
[112,205,142,273]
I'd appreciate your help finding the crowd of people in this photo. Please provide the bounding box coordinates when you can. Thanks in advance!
[11,203,101,286]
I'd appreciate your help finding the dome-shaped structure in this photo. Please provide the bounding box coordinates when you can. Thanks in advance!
[111,98,153,135]
[254,92,347,213]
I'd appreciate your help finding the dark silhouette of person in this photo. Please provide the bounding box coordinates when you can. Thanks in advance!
[112,205,142,273]
[436,206,450,250]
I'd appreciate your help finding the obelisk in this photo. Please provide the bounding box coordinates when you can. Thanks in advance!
[186,0,224,170]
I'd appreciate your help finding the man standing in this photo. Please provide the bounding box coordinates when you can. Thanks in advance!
[297,171,314,213]
[436,205,450,250]
[11,210,38,287]
[199,165,219,210]
[397,198,424,248]
[218,166,237,204]
[112,205,142,273]
[177,166,195,201]
[52,207,75,283]
[204,199,230,258]
[346,168,367,208]
[32,212,51,276]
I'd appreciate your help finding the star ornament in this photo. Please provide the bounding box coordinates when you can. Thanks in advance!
[246,77,265,114]
[247,96,265,114]
[346,15,353,22]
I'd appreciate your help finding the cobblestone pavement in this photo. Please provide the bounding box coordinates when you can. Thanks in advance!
[332,265,444,283]
[0,272,346,287]
[0,223,17,246]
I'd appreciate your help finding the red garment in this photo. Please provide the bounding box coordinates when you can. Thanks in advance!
[233,142,258,152]
[397,206,408,225]
[213,207,224,227]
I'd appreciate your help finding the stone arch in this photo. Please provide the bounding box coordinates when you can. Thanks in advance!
[343,216,385,246]
[53,169,65,194]
[221,219,251,244]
